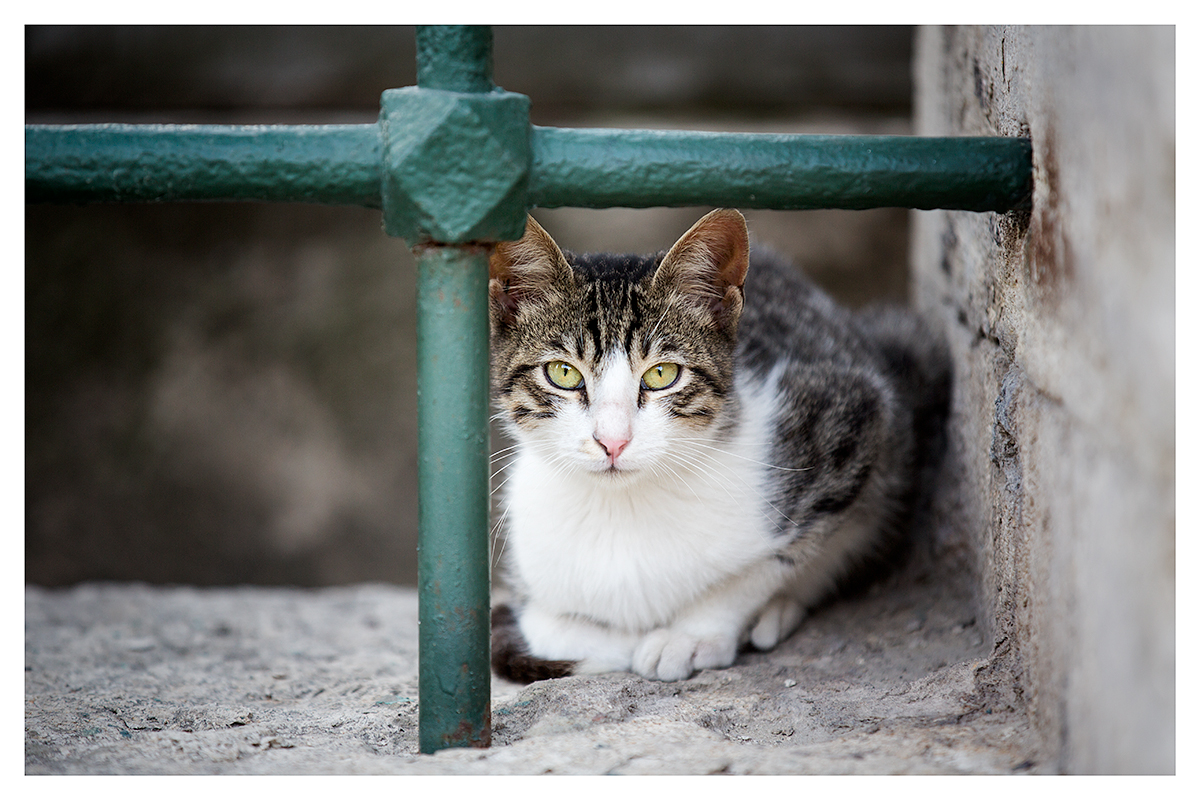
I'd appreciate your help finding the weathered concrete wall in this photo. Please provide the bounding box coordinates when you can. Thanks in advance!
[911,26,1174,773]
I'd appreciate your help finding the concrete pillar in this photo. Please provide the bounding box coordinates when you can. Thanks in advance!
[911,26,1174,773]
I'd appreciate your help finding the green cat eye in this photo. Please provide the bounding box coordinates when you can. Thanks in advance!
[545,360,584,390]
[642,362,681,390]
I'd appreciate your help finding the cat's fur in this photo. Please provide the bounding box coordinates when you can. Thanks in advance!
[488,209,948,682]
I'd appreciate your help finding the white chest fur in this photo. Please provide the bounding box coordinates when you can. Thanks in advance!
[501,373,783,634]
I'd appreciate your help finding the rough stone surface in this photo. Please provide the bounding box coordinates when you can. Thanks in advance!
[25,580,1038,775]
[911,26,1174,773]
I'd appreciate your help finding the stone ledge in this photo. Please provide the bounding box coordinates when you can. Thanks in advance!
[25,578,1037,774]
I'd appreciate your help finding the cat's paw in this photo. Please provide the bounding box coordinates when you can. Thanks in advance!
[749,596,806,651]
[632,628,739,681]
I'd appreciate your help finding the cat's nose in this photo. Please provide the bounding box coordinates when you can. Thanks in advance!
[595,436,630,461]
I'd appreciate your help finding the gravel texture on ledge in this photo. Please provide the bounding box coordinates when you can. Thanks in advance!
[25,577,1039,775]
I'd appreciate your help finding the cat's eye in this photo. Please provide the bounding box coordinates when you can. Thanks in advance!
[641,362,681,390]
[545,360,584,390]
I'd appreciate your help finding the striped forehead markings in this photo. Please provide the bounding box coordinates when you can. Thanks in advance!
[577,278,650,358]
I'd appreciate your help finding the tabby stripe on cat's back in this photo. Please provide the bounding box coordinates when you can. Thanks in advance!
[809,463,875,516]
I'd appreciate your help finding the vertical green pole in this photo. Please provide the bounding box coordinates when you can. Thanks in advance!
[416,245,492,752]
[414,25,495,753]
[416,25,494,93]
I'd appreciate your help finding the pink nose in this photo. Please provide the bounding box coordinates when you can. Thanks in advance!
[596,436,629,461]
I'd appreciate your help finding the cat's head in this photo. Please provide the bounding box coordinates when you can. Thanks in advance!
[488,209,749,479]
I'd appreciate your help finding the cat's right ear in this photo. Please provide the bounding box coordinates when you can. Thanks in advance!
[489,215,573,326]
[652,208,750,332]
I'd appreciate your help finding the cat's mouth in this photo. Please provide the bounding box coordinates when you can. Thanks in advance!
[589,458,635,477]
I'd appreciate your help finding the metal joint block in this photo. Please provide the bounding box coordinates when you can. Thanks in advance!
[380,86,531,245]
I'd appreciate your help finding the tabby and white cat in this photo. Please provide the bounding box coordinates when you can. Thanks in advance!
[488,209,947,683]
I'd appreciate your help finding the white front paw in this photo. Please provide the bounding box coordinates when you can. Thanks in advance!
[632,628,739,681]
[749,596,806,651]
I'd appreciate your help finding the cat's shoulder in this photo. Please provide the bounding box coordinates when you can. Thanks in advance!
[743,247,834,312]
[737,247,858,360]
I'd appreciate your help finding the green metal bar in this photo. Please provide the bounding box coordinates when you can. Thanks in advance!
[530,126,1032,212]
[412,24,494,754]
[26,122,1032,212]
[416,25,494,93]
[415,244,493,753]
[24,123,382,206]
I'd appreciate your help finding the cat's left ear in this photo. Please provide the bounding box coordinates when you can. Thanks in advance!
[653,208,749,330]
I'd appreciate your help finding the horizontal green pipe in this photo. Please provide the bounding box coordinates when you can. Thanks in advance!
[25,122,1032,213]
[530,126,1032,212]
[25,123,383,207]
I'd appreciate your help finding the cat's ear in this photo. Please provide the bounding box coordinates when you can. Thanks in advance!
[653,208,749,329]
[489,215,574,325]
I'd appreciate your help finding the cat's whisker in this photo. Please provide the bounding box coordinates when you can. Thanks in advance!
[643,302,675,346]
[490,451,527,486]
[490,474,515,496]
[663,450,790,545]
[530,447,579,486]
[490,459,517,483]
[671,437,814,473]
[650,458,708,505]
[490,443,523,460]
[490,505,512,568]
[666,448,744,502]
[491,441,567,494]
[669,443,801,539]
[668,453,791,545]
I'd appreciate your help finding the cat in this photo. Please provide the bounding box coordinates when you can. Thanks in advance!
[487,209,949,683]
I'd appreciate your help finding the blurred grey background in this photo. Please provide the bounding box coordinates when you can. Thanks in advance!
[26,26,914,587]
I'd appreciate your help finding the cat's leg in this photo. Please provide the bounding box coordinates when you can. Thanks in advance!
[631,557,793,681]
[516,602,641,676]
[748,503,890,651]
[748,594,807,650]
